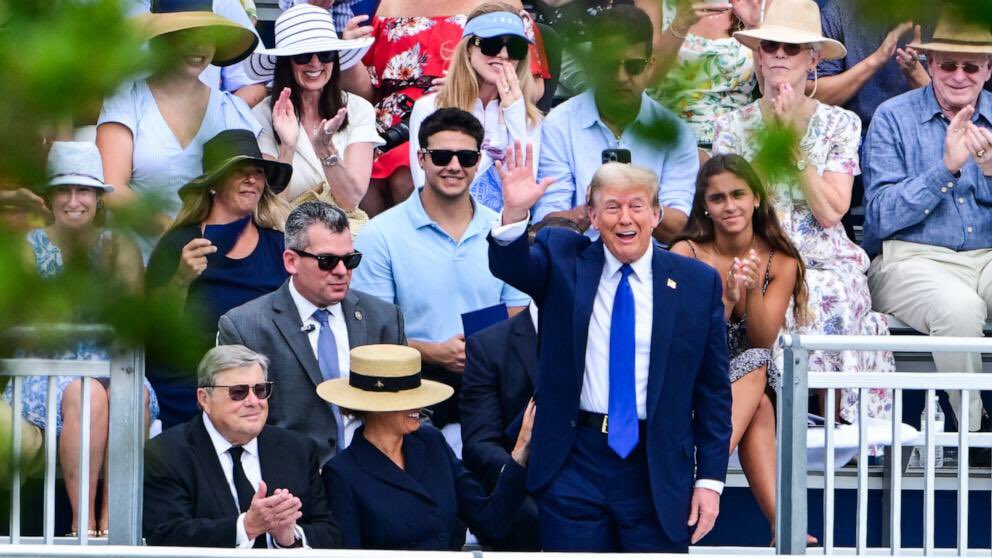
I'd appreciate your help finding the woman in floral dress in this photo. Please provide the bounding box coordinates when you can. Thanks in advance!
[348,0,549,216]
[712,0,894,428]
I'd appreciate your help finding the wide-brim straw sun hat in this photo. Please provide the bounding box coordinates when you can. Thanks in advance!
[178,129,292,198]
[132,0,259,66]
[316,345,454,413]
[909,7,992,55]
[47,142,114,193]
[733,0,846,61]
[244,4,374,82]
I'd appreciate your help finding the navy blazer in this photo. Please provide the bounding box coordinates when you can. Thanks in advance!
[461,309,538,488]
[323,424,526,550]
[143,415,340,548]
[488,228,732,541]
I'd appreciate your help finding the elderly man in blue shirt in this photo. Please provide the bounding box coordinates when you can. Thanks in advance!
[533,5,698,244]
[352,108,530,449]
[863,13,992,467]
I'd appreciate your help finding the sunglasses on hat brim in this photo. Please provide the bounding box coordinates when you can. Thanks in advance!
[471,35,529,61]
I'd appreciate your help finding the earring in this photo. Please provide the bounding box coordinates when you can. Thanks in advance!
[755,202,760,209]
[209,189,216,195]
[704,210,710,216]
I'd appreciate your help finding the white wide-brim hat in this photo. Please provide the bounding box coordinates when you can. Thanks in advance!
[733,0,846,61]
[316,345,453,413]
[47,141,114,192]
[244,4,373,81]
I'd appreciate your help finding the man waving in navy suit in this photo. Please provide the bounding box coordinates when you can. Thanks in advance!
[488,143,732,552]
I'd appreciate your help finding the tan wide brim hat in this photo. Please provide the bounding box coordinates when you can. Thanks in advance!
[733,0,846,61]
[909,8,992,55]
[132,11,259,66]
[316,345,454,413]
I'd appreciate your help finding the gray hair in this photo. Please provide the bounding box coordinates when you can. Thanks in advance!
[197,345,270,388]
[284,201,350,251]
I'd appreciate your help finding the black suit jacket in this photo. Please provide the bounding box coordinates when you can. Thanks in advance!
[461,309,538,487]
[323,425,526,550]
[218,280,406,463]
[143,414,340,548]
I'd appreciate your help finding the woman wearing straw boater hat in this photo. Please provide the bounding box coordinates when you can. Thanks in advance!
[318,344,535,550]
[144,129,291,427]
[863,8,992,469]
[247,4,380,238]
[714,0,896,541]
[96,0,261,258]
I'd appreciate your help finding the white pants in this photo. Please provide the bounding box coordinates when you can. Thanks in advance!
[868,240,992,429]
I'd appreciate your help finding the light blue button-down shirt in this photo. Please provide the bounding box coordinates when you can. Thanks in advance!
[352,190,530,343]
[533,89,699,227]
[862,85,992,257]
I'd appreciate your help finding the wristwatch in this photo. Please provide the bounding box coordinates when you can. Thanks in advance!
[321,153,340,167]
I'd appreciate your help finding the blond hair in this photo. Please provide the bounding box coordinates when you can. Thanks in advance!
[586,163,660,208]
[172,177,291,232]
[436,2,543,127]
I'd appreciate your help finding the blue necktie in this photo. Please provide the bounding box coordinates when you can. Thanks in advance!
[609,264,638,458]
[313,309,346,451]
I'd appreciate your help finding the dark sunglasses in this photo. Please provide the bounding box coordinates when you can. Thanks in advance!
[471,35,529,61]
[421,148,481,167]
[758,40,808,56]
[292,248,363,271]
[596,58,649,77]
[207,382,273,401]
[290,51,338,65]
[937,60,985,74]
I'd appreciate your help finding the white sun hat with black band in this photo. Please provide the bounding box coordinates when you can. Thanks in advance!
[244,4,373,81]
[316,345,453,413]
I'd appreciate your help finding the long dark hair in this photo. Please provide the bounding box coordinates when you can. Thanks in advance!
[676,154,808,323]
[270,54,349,145]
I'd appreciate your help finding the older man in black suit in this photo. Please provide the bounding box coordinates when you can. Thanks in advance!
[143,345,339,548]
[218,202,406,464]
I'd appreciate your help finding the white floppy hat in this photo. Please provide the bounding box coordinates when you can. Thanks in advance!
[244,4,373,81]
[47,142,114,192]
[733,0,846,61]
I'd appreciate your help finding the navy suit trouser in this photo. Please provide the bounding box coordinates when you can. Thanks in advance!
[534,424,688,553]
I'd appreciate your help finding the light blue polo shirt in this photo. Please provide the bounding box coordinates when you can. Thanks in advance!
[352,189,530,343]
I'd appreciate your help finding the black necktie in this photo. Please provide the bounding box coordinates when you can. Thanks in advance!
[228,446,255,514]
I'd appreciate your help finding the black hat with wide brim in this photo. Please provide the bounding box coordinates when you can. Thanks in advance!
[179,129,292,198]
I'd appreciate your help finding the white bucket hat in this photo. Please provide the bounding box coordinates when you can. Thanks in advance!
[733,0,846,61]
[47,142,114,192]
[244,4,373,81]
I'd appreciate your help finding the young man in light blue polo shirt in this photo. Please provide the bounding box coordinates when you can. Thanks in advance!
[352,108,530,441]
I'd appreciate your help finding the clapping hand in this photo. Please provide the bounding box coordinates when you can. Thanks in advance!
[871,21,913,69]
[272,88,299,149]
[671,1,732,36]
[341,14,372,41]
[496,141,556,224]
[243,481,303,545]
[769,82,808,132]
[723,262,744,308]
[734,249,762,293]
[965,121,992,176]
[314,107,348,158]
[944,106,975,174]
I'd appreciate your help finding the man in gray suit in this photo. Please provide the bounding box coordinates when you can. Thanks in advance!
[218,202,406,464]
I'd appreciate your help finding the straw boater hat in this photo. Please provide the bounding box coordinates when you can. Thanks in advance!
[244,4,374,81]
[132,0,259,66]
[733,0,846,61]
[178,129,292,198]
[316,345,454,413]
[909,8,992,54]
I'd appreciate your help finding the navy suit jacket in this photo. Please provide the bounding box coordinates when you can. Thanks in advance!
[461,309,538,487]
[488,228,732,541]
[323,424,527,550]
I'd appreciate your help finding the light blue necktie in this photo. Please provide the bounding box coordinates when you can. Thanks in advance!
[608,264,638,458]
[313,309,346,451]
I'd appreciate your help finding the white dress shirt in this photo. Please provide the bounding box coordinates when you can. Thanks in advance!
[490,214,724,494]
[288,278,359,448]
[201,414,307,548]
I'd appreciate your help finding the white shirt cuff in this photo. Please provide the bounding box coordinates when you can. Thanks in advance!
[235,512,256,548]
[491,211,530,244]
[694,479,725,495]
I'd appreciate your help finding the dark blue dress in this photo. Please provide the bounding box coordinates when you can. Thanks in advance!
[145,216,288,427]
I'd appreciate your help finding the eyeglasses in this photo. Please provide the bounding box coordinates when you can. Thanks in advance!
[421,148,481,167]
[207,382,273,401]
[758,40,808,56]
[937,60,985,74]
[290,51,338,65]
[595,58,650,77]
[470,35,529,61]
[292,248,363,271]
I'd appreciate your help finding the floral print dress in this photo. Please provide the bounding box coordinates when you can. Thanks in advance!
[648,0,755,146]
[713,101,894,430]
[1,229,159,435]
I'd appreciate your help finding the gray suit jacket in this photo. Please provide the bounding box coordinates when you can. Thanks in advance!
[217,280,406,464]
